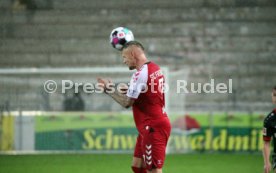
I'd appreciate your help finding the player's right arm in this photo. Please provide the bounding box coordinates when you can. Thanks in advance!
[97,78,135,108]
[263,116,273,173]
[97,65,147,108]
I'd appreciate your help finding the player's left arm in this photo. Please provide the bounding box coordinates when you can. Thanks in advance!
[97,78,134,108]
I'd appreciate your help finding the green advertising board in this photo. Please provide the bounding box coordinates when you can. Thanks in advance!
[35,112,264,153]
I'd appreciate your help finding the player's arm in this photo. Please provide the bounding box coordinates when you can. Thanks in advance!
[263,140,271,173]
[263,120,273,173]
[106,89,135,108]
[97,78,134,108]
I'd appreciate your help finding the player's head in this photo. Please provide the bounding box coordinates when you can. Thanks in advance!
[123,41,145,51]
[121,41,145,70]
[272,86,276,104]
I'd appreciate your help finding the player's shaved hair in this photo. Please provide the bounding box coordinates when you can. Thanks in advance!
[122,41,145,51]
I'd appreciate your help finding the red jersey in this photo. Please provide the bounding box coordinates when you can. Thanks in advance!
[127,61,170,133]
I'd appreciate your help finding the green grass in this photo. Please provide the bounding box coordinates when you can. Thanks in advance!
[0,153,262,173]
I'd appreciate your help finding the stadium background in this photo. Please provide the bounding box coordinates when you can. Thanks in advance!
[0,0,276,172]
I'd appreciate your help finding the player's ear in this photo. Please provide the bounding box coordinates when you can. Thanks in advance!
[132,47,140,60]
[130,48,135,59]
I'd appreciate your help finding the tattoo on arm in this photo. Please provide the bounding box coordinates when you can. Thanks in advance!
[105,90,132,108]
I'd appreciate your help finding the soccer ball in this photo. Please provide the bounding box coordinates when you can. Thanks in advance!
[110,27,134,51]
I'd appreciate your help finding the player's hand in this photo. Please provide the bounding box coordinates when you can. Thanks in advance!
[117,83,128,94]
[264,163,271,173]
[97,78,112,90]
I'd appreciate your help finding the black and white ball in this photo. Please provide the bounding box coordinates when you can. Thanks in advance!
[110,27,134,51]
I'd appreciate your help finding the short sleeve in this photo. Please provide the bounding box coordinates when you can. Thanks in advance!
[263,117,273,141]
[126,65,148,99]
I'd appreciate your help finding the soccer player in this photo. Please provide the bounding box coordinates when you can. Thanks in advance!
[97,41,171,173]
[263,86,276,173]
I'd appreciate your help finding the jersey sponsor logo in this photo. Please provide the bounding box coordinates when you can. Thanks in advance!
[149,70,163,80]
[263,127,267,136]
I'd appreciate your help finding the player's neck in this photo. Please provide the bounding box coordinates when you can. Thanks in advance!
[136,56,148,70]
[136,60,149,70]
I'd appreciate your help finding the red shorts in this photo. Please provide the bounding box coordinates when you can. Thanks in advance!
[134,120,171,170]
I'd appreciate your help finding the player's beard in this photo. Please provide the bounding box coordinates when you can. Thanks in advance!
[127,59,136,70]
[129,66,136,70]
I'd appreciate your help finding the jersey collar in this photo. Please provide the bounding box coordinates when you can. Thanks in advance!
[138,61,151,71]
[144,61,151,65]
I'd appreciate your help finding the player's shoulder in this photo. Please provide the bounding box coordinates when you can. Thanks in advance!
[137,63,149,75]
[131,63,148,83]
[147,61,160,69]
[264,109,276,123]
